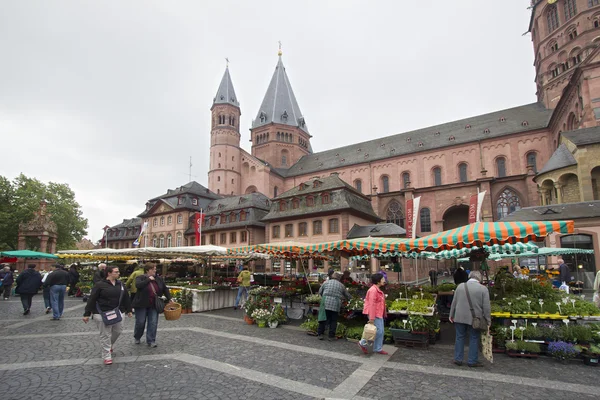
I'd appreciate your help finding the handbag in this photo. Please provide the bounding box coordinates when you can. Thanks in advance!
[464,282,487,332]
[150,280,166,314]
[362,322,377,342]
[96,283,124,326]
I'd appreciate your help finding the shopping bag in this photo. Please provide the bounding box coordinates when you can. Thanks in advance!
[362,323,377,342]
[593,292,600,308]
[559,282,570,294]
[317,298,327,322]
[480,331,494,364]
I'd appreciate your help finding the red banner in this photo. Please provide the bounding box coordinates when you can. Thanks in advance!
[194,212,205,246]
[406,199,414,239]
[468,194,478,224]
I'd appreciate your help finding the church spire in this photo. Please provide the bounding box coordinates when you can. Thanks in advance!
[213,65,239,107]
[252,50,308,133]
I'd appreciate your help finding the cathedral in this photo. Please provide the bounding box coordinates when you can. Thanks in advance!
[105,1,600,279]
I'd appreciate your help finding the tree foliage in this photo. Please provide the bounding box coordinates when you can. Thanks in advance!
[0,174,88,251]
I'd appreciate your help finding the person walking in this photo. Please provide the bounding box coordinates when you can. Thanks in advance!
[45,264,70,320]
[449,270,491,367]
[15,264,42,315]
[234,265,251,310]
[41,266,52,313]
[132,263,172,347]
[317,271,351,341]
[0,265,14,300]
[93,263,107,285]
[83,265,132,365]
[125,264,144,303]
[557,258,572,284]
[67,265,80,297]
[358,273,388,355]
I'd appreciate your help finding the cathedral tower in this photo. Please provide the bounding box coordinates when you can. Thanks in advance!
[530,0,600,110]
[250,49,312,169]
[208,66,242,195]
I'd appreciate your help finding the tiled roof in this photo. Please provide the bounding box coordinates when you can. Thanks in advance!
[139,182,221,217]
[252,56,310,138]
[262,174,380,222]
[275,102,551,177]
[537,144,577,175]
[500,201,600,221]
[106,218,142,241]
[205,193,271,214]
[346,223,406,239]
[213,67,239,107]
[562,126,600,146]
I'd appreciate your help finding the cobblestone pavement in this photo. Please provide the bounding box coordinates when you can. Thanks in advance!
[1,297,600,399]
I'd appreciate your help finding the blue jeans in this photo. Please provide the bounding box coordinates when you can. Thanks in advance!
[360,317,385,352]
[454,323,480,365]
[134,307,159,344]
[49,285,66,318]
[235,286,249,307]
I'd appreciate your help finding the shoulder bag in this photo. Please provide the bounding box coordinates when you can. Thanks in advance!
[464,282,486,332]
[96,283,124,326]
[150,280,165,314]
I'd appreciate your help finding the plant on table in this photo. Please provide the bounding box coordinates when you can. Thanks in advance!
[269,303,287,324]
[547,341,580,361]
[305,294,322,304]
[345,326,363,340]
[408,314,429,333]
[506,340,540,354]
[179,289,193,310]
[300,315,319,334]
[347,297,364,310]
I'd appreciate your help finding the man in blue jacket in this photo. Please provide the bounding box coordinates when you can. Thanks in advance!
[0,265,14,300]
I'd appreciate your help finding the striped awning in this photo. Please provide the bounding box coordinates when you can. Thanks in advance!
[404,221,574,252]
[302,238,410,256]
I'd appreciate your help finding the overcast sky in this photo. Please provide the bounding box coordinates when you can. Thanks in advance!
[0,1,536,243]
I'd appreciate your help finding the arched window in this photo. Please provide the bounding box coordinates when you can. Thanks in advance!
[433,167,442,186]
[496,157,507,177]
[152,236,157,247]
[322,193,330,205]
[274,186,278,197]
[526,152,537,173]
[160,216,165,226]
[153,218,158,227]
[167,216,172,225]
[564,0,577,21]
[567,112,577,130]
[354,179,362,193]
[177,214,182,224]
[458,163,468,183]
[496,189,522,219]
[402,172,410,189]
[176,232,182,247]
[386,200,405,228]
[420,208,431,232]
[167,234,172,247]
[381,176,390,193]
[547,4,560,33]
[159,235,165,248]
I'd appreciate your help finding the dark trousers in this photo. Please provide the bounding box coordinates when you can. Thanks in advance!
[20,293,34,311]
[2,284,12,299]
[317,310,339,338]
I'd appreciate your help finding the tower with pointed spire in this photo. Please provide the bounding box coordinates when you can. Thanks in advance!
[208,65,242,195]
[250,48,312,169]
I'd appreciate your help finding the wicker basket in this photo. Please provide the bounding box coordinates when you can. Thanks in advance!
[164,302,182,321]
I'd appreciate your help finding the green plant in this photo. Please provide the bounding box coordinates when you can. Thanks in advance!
[506,340,540,353]
[269,304,287,323]
[179,289,193,309]
[305,294,322,304]
[389,319,407,329]
[409,315,428,332]
[336,322,347,338]
[347,298,364,310]
[345,326,364,340]
[522,326,541,340]
[587,344,600,356]
[548,341,580,360]
[384,327,393,344]
[570,325,593,343]
[300,315,319,333]
[251,308,270,322]
[491,325,508,343]
[436,283,456,292]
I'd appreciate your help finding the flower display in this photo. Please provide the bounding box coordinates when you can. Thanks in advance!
[547,341,579,360]
[251,309,270,322]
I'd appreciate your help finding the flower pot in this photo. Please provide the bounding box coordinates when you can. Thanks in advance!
[186,308,193,313]
[257,321,267,328]
[268,321,278,329]
[181,309,189,314]
[244,315,254,325]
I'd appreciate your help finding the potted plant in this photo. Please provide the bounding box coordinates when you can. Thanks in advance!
[582,344,600,367]
[251,309,270,328]
[243,298,257,324]
[300,315,319,335]
[506,340,540,358]
[547,341,580,362]
[179,289,193,313]
[268,304,287,328]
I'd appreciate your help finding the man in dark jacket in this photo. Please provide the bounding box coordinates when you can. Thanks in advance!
[0,265,14,300]
[45,264,70,320]
[68,265,80,297]
[558,258,572,283]
[15,264,42,315]
[454,266,469,285]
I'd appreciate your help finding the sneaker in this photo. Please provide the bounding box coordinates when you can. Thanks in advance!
[134,339,141,345]
[453,360,463,366]
[468,362,483,368]
[357,342,368,354]
[233,306,237,310]
[318,334,324,340]
[23,309,30,315]
[149,343,157,348]
[45,308,51,314]
[328,337,337,342]
[376,350,389,355]
[104,359,113,365]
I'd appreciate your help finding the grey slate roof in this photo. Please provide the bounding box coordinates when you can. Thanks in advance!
[346,223,406,239]
[107,218,142,241]
[500,201,600,222]
[537,144,577,175]
[213,67,239,107]
[262,174,380,222]
[562,126,600,146]
[276,102,551,177]
[252,56,309,135]
[139,181,221,218]
[185,192,271,234]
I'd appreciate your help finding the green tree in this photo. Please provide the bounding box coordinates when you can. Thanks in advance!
[0,174,88,251]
